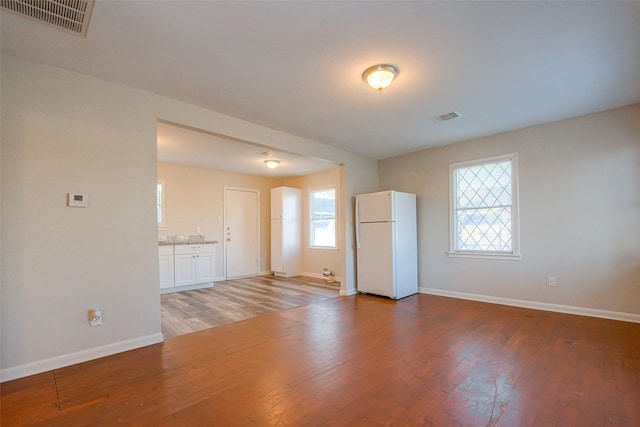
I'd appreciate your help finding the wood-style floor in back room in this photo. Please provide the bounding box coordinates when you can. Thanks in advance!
[161,275,340,338]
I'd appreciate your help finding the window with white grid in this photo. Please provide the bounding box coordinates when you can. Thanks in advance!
[449,153,520,259]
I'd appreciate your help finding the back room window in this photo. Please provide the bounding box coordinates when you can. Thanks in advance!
[310,187,336,249]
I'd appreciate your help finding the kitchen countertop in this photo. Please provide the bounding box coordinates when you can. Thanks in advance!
[158,235,218,246]
[159,240,218,246]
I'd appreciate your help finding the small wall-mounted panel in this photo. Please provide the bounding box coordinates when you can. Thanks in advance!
[68,193,88,207]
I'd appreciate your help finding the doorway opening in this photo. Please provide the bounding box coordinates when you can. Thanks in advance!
[156,120,343,338]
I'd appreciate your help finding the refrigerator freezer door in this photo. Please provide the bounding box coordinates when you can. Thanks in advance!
[356,222,395,298]
[357,191,394,223]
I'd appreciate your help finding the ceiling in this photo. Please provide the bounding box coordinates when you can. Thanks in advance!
[2,1,639,166]
[157,122,338,178]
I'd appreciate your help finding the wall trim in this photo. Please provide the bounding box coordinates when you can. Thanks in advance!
[160,282,213,294]
[340,288,358,297]
[1,333,164,383]
[301,271,342,283]
[420,287,640,324]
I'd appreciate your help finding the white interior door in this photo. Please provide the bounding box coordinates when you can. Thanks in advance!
[225,188,260,278]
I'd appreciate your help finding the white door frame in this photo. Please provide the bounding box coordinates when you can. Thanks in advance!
[224,186,261,279]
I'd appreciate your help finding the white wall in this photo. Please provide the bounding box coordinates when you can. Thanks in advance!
[283,168,342,280]
[158,162,283,277]
[1,56,162,380]
[0,50,4,372]
[379,105,640,317]
[1,55,378,380]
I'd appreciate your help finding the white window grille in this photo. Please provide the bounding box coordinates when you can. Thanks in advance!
[449,153,520,259]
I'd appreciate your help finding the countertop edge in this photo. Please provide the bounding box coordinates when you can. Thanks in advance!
[159,241,218,246]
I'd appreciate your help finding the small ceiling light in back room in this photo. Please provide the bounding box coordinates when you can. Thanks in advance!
[264,159,281,169]
[362,64,399,91]
[262,152,280,169]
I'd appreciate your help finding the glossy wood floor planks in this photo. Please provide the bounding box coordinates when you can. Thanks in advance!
[2,294,640,426]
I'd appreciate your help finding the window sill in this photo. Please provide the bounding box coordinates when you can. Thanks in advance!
[309,246,339,252]
[447,252,522,261]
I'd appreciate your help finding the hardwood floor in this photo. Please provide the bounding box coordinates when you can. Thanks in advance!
[3,294,640,426]
[161,275,340,338]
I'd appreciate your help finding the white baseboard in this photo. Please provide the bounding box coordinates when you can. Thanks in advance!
[301,272,342,283]
[1,333,164,383]
[160,282,213,294]
[420,287,640,323]
[340,288,358,296]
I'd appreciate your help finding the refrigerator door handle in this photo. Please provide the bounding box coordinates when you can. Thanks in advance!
[355,198,361,249]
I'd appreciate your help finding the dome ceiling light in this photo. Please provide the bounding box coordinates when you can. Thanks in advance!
[362,64,399,91]
[264,159,281,168]
[261,151,280,168]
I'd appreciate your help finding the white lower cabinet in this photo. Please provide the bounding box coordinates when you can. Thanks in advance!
[160,244,216,292]
[194,249,215,283]
[159,245,175,289]
[174,252,197,287]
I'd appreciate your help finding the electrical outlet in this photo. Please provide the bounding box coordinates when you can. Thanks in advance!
[89,309,103,326]
[548,276,557,287]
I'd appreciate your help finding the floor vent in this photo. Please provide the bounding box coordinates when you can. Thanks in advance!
[1,0,95,37]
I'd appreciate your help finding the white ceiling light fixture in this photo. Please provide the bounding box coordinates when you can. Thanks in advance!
[264,159,281,168]
[262,151,280,168]
[362,64,399,91]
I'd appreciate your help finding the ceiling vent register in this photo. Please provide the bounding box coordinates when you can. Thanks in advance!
[1,0,94,37]
[432,112,462,122]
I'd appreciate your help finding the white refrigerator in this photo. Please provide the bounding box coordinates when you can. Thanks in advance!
[355,190,418,299]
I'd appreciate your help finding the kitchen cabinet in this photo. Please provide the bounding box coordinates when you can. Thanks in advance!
[159,245,175,289]
[271,186,301,277]
[174,244,215,286]
[160,243,216,293]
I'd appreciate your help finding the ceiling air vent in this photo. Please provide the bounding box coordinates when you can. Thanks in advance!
[1,0,95,37]
[432,111,462,123]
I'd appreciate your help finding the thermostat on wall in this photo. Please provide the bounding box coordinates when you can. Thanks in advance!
[68,193,88,207]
